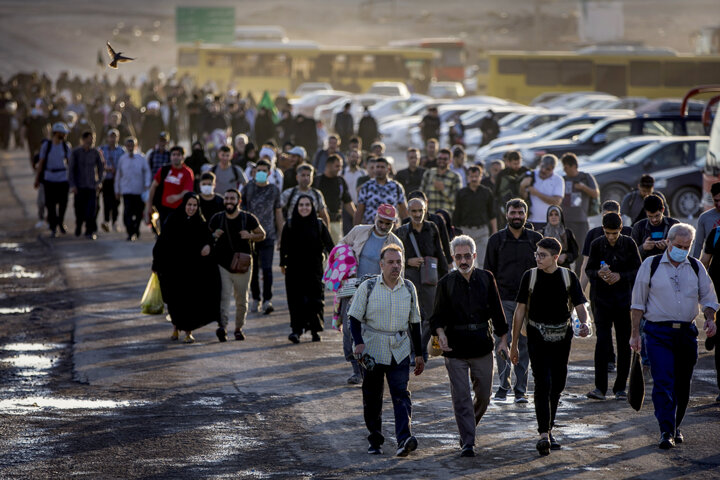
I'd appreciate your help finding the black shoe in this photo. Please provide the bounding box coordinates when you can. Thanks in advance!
[615,391,628,401]
[607,362,616,372]
[311,332,321,342]
[549,432,561,450]
[288,333,300,344]
[396,436,418,457]
[367,444,382,455]
[58,224,67,234]
[85,233,97,240]
[536,438,551,456]
[216,327,227,342]
[460,445,475,457]
[234,330,245,341]
[659,432,675,450]
[493,389,508,401]
[674,429,684,444]
[707,335,717,351]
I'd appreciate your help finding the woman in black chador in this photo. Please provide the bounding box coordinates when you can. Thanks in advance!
[280,194,334,344]
[152,192,220,343]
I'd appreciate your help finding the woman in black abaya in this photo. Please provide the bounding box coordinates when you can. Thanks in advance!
[280,194,334,343]
[152,192,221,343]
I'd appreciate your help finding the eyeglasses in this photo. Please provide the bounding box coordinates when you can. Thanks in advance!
[534,252,549,259]
[453,253,473,261]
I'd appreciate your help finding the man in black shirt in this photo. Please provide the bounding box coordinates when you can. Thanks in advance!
[314,154,355,243]
[453,165,497,267]
[197,172,225,221]
[395,148,425,196]
[431,235,508,457]
[631,194,679,260]
[208,189,266,342]
[585,213,642,401]
[406,190,452,265]
[396,198,449,361]
[485,198,543,402]
[511,237,589,455]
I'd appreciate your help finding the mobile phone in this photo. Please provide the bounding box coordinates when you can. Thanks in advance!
[650,231,664,240]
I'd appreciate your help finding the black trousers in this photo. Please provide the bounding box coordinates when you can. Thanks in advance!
[74,188,98,235]
[102,179,119,224]
[44,181,69,232]
[122,194,144,237]
[594,305,631,395]
[527,326,572,434]
[362,356,412,447]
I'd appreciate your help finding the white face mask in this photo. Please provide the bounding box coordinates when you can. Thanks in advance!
[200,185,214,195]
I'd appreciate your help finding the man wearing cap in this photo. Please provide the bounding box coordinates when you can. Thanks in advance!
[621,174,671,227]
[115,137,150,241]
[69,131,105,239]
[98,129,125,232]
[34,122,72,237]
[146,131,170,176]
[356,157,408,225]
[140,102,166,153]
[283,145,307,190]
[313,134,345,175]
[339,204,404,384]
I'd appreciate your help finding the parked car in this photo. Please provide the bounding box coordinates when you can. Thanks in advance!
[293,83,333,97]
[428,81,466,98]
[583,136,709,209]
[653,157,705,218]
[367,82,410,97]
[289,90,351,118]
[369,94,430,123]
[315,94,385,132]
[578,136,664,166]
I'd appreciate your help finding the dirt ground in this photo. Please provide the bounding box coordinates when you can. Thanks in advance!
[1,142,719,480]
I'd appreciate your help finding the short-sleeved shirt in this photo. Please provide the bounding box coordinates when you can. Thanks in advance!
[357,179,406,224]
[208,211,261,271]
[199,194,224,221]
[562,172,597,223]
[515,268,586,325]
[40,141,71,183]
[280,187,327,219]
[154,165,194,208]
[243,181,281,240]
[528,171,565,224]
[314,175,352,222]
[212,164,247,196]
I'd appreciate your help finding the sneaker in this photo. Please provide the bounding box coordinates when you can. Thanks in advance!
[251,300,260,314]
[101,222,110,232]
[659,432,675,450]
[536,438,551,456]
[288,333,300,344]
[514,394,529,404]
[615,391,627,401]
[549,432,561,450]
[493,389,508,401]
[460,445,475,457]
[234,330,245,341]
[216,327,227,342]
[367,445,382,455]
[262,300,274,315]
[674,429,684,445]
[311,332,321,342]
[586,389,606,400]
[396,436,418,457]
[347,374,362,385]
[607,362,616,372]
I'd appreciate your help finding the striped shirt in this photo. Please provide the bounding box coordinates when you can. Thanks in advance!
[420,168,462,215]
[347,275,421,365]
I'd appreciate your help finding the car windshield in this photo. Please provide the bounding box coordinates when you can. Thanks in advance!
[585,139,645,163]
[621,142,670,165]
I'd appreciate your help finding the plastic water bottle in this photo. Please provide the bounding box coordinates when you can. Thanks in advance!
[572,303,593,338]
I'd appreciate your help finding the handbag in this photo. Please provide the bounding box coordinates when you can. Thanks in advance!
[223,213,252,274]
[627,351,645,411]
[409,230,438,286]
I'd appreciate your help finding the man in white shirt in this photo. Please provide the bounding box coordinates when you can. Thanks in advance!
[521,154,564,231]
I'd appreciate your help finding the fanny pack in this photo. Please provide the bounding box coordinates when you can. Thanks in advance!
[528,319,571,342]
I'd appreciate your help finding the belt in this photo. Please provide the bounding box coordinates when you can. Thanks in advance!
[648,321,692,329]
[451,323,489,331]
[48,167,67,172]
[363,324,405,337]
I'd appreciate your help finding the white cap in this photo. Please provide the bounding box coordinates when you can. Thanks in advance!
[259,146,276,162]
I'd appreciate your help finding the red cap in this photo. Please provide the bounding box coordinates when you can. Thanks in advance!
[376,204,397,221]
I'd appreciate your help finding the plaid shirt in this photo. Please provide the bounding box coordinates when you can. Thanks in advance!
[147,148,170,176]
[420,168,462,215]
[347,275,421,365]
[98,144,125,180]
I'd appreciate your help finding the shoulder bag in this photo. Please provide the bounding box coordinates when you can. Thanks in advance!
[223,213,252,274]
[409,230,438,286]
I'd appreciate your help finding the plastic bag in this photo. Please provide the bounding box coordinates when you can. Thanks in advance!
[140,272,164,315]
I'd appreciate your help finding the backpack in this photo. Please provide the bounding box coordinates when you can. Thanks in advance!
[360,274,416,316]
[497,168,531,206]
[282,187,321,220]
[211,164,243,188]
[648,254,700,288]
[522,267,572,335]
[34,139,70,179]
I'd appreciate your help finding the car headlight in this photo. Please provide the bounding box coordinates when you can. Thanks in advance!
[654,179,667,189]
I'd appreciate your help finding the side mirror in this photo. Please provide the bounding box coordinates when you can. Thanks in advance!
[592,133,607,144]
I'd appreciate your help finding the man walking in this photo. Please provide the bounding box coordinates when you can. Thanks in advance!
[68,131,105,239]
[693,182,720,258]
[314,154,355,243]
[114,137,150,241]
[431,235,508,457]
[146,146,194,228]
[420,148,462,216]
[561,152,599,275]
[395,148,425,196]
[348,244,424,457]
[98,128,124,232]
[521,154,564,232]
[355,157,408,225]
[631,223,718,449]
[585,213,641,401]
[484,198,543,403]
[631,194,679,260]
[280,164,330,226]
[621,174,670,226]
[453,165,497,267]
[34,122,72,237]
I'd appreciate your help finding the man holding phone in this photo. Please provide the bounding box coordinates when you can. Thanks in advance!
[631,194,679,261]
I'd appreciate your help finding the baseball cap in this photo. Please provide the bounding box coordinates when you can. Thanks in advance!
[376,204,397,221]
[288,146,307,159]
[259,146,277,162]
[51,122,70,134]
[107,128,120,137]
[158,131,169,140]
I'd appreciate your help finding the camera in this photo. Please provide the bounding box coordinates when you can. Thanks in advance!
[357,353,377,372]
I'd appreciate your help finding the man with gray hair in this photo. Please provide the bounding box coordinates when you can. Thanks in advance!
[631,223,718,450]
[430,234,508,457]
[521,154,564,231]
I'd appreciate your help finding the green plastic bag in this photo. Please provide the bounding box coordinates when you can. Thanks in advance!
[140,273,164,315]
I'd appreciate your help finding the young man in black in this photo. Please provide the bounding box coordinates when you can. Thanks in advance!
[511,237,589,456]
[631,194,679,261]
[314,154,355,243]
[585,213,642,401]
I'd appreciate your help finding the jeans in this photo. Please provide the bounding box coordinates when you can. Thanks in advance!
[44,181,69,232]
[644,321,698,435]
[102,178,119,224]
[594,305,631,395]
[495,300,529,396]
[218,265,252,331]
[362,356,412,447]
[250,238,275,302]
[445,353,494,447]
[527,325,573,434]
[122,194,144,237]
[74,188,98,235]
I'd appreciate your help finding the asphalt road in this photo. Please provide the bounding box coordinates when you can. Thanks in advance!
[0,147,719,479]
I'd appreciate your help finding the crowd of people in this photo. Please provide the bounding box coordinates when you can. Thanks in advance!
[7,70,719,459]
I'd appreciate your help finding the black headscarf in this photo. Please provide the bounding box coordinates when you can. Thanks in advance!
[435,208,461,240]
[289,193,319,240]
[185,141,208,175]
[153,192,209,273]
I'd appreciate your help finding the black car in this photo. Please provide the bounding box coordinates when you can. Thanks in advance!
[583,136,709,216]
[521,114,705,166]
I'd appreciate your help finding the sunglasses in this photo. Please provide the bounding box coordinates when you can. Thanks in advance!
[453,253,473,261]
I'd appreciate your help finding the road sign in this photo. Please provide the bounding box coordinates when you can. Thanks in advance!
[176,7,235,44]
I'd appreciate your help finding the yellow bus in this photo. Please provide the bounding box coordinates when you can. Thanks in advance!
[176,41,436,96]
[486,48,720,105]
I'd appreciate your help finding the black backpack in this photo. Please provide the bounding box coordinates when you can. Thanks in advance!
[34,138,69,179]
[648,254,700,288]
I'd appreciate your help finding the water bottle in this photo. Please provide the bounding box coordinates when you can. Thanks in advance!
[572,303,593,338]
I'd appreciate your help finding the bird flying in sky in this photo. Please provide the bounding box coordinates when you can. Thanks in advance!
[106,42,134,69]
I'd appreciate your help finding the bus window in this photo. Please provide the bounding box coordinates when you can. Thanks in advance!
[664,62,692,87]
[630,61,661,86]
[560,61,592,85]
[527,60,559,86]
[498,59,525,74]
[697,62,720,84]
[207,53,232,68]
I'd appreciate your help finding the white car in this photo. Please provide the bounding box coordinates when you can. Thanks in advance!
[428,81,465,99]
[293,83,333,97]
[289,90,351,118]
[369,94,430,123]
[367,82,410,97]
[315,94,386,133]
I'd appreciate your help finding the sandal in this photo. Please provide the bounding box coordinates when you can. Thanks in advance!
[171,329,179,341]
[184,333,195,343]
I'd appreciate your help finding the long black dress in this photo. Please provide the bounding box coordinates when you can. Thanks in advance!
[152,193,221,332]
[280,195,334,335]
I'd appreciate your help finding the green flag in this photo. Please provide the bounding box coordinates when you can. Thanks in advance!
[258,90,279,123]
